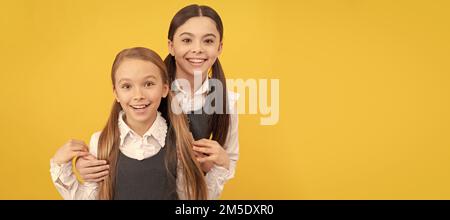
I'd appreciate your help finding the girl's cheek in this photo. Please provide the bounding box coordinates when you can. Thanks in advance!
[146,88,162,100]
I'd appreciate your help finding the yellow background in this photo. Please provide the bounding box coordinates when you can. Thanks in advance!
[1,0,449,199]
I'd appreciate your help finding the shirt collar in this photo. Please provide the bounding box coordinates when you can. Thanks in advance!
[172,78,210,95]
[118,111,167,147]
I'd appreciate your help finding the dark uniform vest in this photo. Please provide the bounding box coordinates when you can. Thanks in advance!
[113,146,177,200]
[113,109,213,200]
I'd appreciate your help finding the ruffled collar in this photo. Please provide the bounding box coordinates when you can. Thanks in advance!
[117,111,167,147]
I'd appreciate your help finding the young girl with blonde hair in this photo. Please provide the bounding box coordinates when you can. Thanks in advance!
[51,47,207,199]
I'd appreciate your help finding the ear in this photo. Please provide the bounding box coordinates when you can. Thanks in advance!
[218,41,223,55]
[113,88,120,102]
[168,40,175,56]
[162,84,169,98]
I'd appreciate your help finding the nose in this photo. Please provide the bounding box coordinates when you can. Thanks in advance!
[191,40,204,54]
[132,87,145,100]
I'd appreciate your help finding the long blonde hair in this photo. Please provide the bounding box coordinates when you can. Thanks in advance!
[97,47,207,200]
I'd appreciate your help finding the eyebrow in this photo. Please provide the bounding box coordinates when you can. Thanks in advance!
[117,75,157,83]
[144,75,158,80]
[179,32,217,38]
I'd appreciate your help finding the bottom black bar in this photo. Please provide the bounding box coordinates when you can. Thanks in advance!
[0,200,449,218]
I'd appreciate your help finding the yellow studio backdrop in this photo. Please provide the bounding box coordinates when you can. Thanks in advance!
[0,0,449,199]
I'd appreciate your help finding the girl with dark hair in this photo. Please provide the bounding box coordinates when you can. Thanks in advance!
[163,4,240,199]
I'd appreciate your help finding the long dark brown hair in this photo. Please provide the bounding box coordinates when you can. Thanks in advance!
[164,4,230,146]
[97,47,207,200]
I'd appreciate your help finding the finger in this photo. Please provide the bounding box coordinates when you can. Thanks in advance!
[193,149,207,156]
[192,140,214,148]
[193,151,201,157]
[194,151,207,158]
[75,155,92,168]
[85,176,108,183]
[85,170,109,180]
[86,159,108,168]
[76,151,90,157]
[196,138,219,146]
[80,164,109,175]
[81,154,96,160]
[193,146,212,154]
[197,155,215,163]
[79,158,107,169]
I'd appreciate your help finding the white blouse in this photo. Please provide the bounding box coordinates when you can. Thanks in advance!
[50,79,239,200]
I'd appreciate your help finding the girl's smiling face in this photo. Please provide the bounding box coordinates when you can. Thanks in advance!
[114,58,169,128]
[169,16,222,79]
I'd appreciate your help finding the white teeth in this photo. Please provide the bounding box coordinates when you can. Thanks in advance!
[131,104,149,109]
[188,59,205,63]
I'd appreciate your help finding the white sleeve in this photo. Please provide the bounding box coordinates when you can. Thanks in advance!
[49,132,101,200]
[204,111,239,199]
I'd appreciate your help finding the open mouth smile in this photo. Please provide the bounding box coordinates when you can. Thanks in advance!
[130,103,150,110]
[186,58,207,66]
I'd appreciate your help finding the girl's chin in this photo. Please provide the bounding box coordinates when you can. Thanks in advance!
[187,69,209,79]
[185,65,208,74]
[125,108,155,120]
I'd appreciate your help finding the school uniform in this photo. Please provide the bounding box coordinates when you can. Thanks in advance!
[50,79,239,200]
